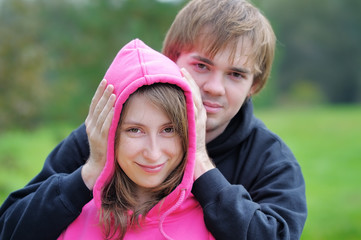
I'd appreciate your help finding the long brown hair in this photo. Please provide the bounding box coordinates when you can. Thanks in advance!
[100,83,188,240]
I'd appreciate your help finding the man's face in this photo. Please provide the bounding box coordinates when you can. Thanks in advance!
[176,38,255,142]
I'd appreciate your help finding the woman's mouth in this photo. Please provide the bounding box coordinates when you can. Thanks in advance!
[136,163,165,173]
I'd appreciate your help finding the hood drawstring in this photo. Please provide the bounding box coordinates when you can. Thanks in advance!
[159,188,187,240]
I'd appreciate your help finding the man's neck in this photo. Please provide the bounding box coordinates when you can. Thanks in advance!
[206,122,229,143]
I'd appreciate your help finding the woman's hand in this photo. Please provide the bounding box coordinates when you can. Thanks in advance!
[82,79,116,190]
[181,69,215,180]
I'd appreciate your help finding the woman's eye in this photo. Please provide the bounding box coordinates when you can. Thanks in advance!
[163,127,175,134]
[127,128,141,133]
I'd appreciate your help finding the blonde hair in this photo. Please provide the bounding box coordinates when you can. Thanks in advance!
[163,0,276,94]
[100,83,188,240]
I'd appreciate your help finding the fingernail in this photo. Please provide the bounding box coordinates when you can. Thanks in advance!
[107,84,114,91]
[181,68,189,75]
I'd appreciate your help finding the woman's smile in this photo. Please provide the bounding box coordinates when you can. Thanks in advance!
[135,162,166,173]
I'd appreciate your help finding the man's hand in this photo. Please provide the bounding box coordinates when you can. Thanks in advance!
[82,79,116,190]
[181,68,215,180]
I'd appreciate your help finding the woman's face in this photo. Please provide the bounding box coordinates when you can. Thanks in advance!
[116,94,183,190]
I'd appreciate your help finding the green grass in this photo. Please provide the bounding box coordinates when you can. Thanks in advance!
[1,105,361,239]
[255,105,361,240]
[0,124,78,202]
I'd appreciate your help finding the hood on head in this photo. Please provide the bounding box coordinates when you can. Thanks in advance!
[93,39,196,210]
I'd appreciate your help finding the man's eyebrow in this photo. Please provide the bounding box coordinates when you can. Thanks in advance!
[230,66,251,74]
[192,55,251,74]
[192,55,214,66]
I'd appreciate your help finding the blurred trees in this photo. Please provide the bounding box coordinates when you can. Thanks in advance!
[0,0,48,128]
[258,0,361,105]
[0,0,184,129]
[1,0,361,130]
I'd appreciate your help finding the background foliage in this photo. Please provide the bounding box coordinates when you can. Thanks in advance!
[0,0,183,129]
[1,0,360,129]
[262,0,361,104]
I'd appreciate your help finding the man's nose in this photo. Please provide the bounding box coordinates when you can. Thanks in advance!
[202,72,226,96]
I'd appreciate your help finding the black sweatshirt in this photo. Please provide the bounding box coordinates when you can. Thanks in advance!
[0,99,307,240]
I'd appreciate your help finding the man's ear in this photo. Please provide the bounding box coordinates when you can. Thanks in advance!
[248,80,259,98]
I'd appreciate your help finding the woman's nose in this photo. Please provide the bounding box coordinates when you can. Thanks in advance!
[143,135,162,161]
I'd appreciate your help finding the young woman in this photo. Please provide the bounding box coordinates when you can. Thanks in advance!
[58,39,214,239]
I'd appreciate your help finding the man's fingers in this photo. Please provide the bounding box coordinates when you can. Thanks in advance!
[101,107,115,138]
[96,93,116,133]
[93,84,114,119]
[181,68,198,90]
[181,68,202,106]
[89,79,107,117]
[181,68,205,121]
[86,80,115,137]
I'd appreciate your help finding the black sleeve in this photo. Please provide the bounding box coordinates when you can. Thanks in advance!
[0,124,92,240]
[192,161,307,240]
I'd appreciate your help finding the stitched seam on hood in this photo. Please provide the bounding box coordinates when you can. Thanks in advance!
[158,188,187,240]
[136,40,148,82]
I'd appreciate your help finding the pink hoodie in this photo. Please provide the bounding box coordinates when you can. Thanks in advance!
[58,39,214,240]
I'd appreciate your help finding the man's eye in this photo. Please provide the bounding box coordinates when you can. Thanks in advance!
[232,72,241,78]
[196,63,207,70]
[230,72,245,81]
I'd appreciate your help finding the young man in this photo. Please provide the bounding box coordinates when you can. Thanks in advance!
[0,0,307,239]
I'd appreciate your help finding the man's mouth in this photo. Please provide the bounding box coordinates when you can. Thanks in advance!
[203,101,223,114]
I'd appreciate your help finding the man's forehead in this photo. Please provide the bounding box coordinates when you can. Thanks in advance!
[192,36,255,70]
[190,53,252,74]
[192,47,254,73]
